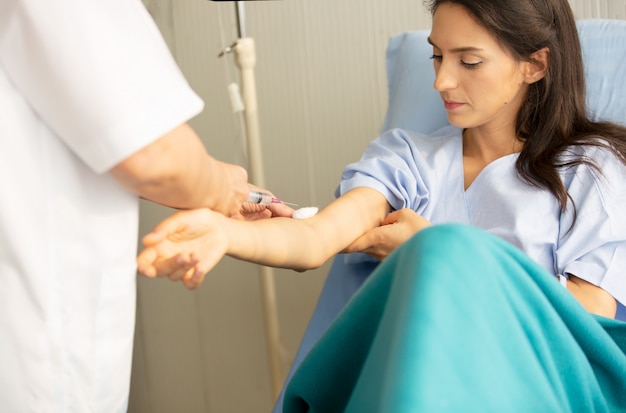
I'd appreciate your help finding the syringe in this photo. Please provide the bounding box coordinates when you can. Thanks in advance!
[246,190,298,206]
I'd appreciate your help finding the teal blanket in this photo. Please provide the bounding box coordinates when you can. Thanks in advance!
[284,224,626,412]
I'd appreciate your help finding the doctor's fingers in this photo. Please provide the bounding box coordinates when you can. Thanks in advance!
[266,202,294,218]
[238,203,273,220]
[237,202,293,220]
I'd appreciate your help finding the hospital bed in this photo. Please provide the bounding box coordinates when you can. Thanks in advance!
[273,18,626,412]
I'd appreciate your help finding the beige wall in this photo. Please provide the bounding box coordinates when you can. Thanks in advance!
[130,1,626,412]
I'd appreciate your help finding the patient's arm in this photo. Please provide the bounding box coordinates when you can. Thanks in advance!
[342,208,432,261]
[566,275,617,318]
[137,187,390,288]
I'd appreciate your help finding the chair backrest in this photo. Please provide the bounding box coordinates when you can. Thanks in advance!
[381,19,626,133]
[381,30,446,133]
[578,19,626,125]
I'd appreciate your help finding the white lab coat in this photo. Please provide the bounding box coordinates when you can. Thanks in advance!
[0,0,203,411]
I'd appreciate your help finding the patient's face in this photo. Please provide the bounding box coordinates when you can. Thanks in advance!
[428,3,528,132]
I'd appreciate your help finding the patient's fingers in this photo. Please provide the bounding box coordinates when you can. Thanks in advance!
[182,267,205,290]
[137,248,198,279]
[342,209,432,261]
[137,248,159,277]
[181,248,226,290]
[164,255,198,282]
[138,247,209,290]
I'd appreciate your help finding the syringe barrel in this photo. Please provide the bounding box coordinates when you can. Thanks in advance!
[246,190,273,206]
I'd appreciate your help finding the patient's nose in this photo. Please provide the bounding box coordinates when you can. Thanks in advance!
[433,62,458,91]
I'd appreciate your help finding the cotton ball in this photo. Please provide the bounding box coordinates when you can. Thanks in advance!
[293,207,319,220]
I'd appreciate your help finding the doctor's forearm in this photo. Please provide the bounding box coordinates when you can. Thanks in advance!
[122,156,248,210]
[110,123,249,214]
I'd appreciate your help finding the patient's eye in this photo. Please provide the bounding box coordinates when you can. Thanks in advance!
[430,54,482,69]
[461,59,482,69]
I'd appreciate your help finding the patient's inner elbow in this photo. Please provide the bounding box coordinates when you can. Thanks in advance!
[566,275,617,318]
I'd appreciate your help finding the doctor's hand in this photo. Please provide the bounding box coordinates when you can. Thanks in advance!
[236,185,295,221]
[342,209,432,261]
[238,201,294,220]
[137,208,228,290]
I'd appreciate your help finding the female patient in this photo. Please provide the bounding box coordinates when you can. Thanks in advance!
[139,0,626,410]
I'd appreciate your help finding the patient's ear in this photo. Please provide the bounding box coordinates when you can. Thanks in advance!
[523,47,550,84]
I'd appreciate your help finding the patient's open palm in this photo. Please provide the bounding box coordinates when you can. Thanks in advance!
[137,208,228,289]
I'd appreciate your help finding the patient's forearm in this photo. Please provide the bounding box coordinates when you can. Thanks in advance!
[224,217,335,270]
[223,187,390,271]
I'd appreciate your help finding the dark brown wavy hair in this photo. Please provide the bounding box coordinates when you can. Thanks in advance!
[426,0,626,212]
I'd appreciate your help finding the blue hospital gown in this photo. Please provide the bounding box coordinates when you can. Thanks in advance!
[337,125,626,305]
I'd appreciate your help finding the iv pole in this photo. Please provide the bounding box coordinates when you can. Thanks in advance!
[223,1,286,400]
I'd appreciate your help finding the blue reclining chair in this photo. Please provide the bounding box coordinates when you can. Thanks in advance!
[273,18,626,412]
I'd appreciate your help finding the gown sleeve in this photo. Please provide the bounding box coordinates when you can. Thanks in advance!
[336,126,462,213]
[556,146,626,304]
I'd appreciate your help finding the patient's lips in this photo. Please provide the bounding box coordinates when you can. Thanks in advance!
[443,100,464,111]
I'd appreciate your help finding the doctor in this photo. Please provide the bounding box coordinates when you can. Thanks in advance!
[0,0,288,411]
